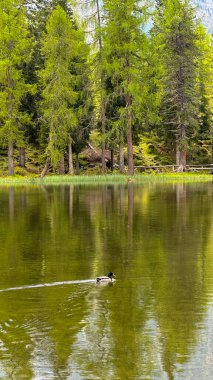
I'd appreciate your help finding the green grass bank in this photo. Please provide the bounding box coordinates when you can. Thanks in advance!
[0,172,212,186]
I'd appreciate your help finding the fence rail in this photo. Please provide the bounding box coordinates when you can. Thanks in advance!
[135,164,213,173]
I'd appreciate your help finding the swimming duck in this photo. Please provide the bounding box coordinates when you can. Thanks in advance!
[96,272,116,284]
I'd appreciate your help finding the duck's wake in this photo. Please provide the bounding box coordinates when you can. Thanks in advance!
[0,279,96,293]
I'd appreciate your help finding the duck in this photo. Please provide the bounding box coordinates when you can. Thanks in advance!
[96,272,116,284]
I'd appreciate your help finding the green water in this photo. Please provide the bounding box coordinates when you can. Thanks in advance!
[0,183,213,379]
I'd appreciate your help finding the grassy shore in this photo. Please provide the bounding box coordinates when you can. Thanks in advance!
[0,172,212,186]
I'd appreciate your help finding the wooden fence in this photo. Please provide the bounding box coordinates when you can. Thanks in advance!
[134,164,213,173]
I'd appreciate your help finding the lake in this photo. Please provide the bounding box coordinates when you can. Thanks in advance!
[0,182,213,379]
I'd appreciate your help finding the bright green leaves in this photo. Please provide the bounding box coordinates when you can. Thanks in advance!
[103,0,150,173]
[0,0,35,174]
[39,6,79,169]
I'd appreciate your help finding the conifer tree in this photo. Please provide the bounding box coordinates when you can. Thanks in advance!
[39,4,90,175]
[194,25,213,163]
[154,0,200,170]
[68,27,91,175]
[0,0,34,175]
[39,5,77,174]
[103,0,149,175]
[22,1,73,171]
[81,0,108,173]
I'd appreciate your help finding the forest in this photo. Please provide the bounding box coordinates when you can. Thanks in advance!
[0,0,212,176]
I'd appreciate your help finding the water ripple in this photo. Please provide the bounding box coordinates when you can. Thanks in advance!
[0,279,96,293]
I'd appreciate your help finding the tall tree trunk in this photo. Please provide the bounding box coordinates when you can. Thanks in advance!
[8,141,14,176]
[119,144,125,173]
[68,142,74,175]
[119,144,124,174]
[180,150,186,170]
[19,147,25,168]
[59,155,65,174]
[101,104,106,174]
[8,68,14,176]
[176,140,180,166]
[96,0,106,174]
[127,124,134,176]
[110,149,114,171]
[180,126,186,170]
[40,158,50,178]
[125,94,134,175]
[176,126,186,172]
[96,0,102,50]
[76,152,80,175]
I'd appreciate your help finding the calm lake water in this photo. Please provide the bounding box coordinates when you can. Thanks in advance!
[0,183,213,379]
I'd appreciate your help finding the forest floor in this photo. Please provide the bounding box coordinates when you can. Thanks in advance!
[0,172,212,186]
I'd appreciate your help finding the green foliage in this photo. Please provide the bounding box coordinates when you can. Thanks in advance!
[193,25,213,163]
[134,135,156,166]
[0,0,212,175]
[152,0,201,165]
[89,130,103,149]
[103,0,149,125]
[0,0,35,147]
[39,5,78,168]
[70,26,92,154]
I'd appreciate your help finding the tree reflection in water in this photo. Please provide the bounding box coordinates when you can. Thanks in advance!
[0,183,212,379]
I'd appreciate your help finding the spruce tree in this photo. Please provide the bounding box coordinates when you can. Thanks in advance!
[22,1,73,170]
[194,25,213,163]
[68,27,91,175]
[39,5,77,173]
[81,0,108,173]
[0,0,34,175]
[154,0,200,170]
[103,0,148,175]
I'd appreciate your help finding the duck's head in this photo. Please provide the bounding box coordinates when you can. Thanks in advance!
[107,272,116,280]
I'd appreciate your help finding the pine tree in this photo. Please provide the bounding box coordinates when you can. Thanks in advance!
[21,1,73,170]
[193,25,213,163]
[39,5,78,174]
[81,0,108,173]
[103,0,148,175]
[68,27,91,175]
[154,0,200,170]
[0,0,34,175]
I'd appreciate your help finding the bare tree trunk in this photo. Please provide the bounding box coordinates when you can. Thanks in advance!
[59,155,65,174]
[8,67,14,176]
[40,158,50,178]
[101,106,106,174]
[8,141,14,176]
[119,144,125,173]
[96,0,106,174]
[68,142,74,175]
[125,94,134,175]
[110,149,114,171]
[176,126,186,172]
[19,147,26,168]
[76,152,80,175]
[176,141,180,166]
[127,126,134,176]
[180,126,186,171]
[180,150,186,170]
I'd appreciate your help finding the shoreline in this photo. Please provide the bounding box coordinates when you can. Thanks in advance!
[0,172,212,186]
